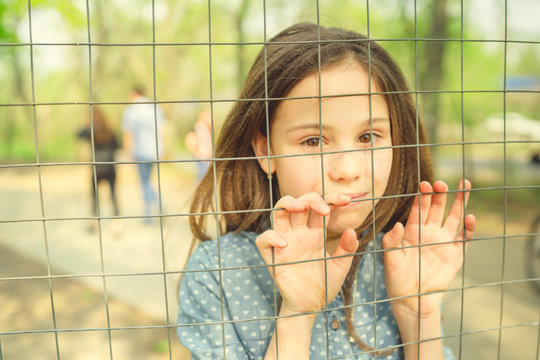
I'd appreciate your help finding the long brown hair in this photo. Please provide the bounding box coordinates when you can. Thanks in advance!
[189,22,433,353]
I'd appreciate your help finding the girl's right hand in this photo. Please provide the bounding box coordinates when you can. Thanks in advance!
[256,192,359,315]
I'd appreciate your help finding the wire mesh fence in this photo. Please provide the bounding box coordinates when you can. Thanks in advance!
[1,0,539,359]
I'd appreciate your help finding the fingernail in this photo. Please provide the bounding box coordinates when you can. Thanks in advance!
[279,238,288,247]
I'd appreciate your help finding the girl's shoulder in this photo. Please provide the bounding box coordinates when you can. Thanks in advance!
[185,231,261,271]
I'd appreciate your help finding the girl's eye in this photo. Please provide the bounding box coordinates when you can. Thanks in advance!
[359,133,373,144]
[304,138,321,147]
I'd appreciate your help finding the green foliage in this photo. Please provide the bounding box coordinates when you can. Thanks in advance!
[0,3,19,43]
[0,136,36,162]
[1,0,538,162]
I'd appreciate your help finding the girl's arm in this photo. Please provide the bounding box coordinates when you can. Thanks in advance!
[383,180,476,359]
[263,308,317,359]
[255,193,359,359]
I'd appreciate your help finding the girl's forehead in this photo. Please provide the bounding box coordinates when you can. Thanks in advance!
[271,94,389,137]
[283,65,381,107]
[273,61,387,117]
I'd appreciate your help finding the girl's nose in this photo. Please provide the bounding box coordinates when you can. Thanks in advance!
[327,151,366,182]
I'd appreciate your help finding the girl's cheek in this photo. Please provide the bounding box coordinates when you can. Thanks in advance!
[275,156,323,195]
[372,148,393,174]
[293,155,323,174]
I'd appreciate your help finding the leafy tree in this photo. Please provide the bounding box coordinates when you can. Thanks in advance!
[1,0,537,162]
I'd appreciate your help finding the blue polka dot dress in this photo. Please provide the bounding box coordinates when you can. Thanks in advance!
[176,231,455,359]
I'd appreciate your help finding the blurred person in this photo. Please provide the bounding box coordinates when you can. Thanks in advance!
[122,86,165,224]
[78,106,121,232]
[184,109,213,181]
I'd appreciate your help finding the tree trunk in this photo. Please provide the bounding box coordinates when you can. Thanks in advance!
[420,0,448,147]
[4,46,31,158]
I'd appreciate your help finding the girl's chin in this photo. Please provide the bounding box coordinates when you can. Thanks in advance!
[327,216,368,236]
[323,207,375,246]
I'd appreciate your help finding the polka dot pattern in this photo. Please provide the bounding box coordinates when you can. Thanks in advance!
[176,232,455,359]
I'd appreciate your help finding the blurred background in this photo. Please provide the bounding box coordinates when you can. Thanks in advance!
[1,0,539,359]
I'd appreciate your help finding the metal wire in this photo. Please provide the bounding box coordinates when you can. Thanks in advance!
[203,2,228,359]
[84,1,115,358]
[457,0,467,357]
[314,3,333,356]
[497,2,510,359]
[2,185,539,226]
[26,1,61,358]
[1,2,539,360]
[2,37,540,47]
[2,87,540,109]
[149,0,174,357]
[413,1,423,357]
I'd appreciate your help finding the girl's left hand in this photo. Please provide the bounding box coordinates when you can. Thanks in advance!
[382,180,476,317]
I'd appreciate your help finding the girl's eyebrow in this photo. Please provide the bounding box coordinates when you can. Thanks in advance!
[359,117,390,126]
[287,123,330,132]
[287,117,389,132]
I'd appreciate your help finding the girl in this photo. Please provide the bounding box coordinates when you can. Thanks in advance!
[177,22,476,359]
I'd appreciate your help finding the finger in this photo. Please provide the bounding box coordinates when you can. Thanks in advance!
[272,195,303,233]
[426,180,448,227]
[462,214,476,253]
[281,193,330,228]
[443,179,472,235]
[331,228,359,271]
[382,222,405,250]
[456,213,476,251]
[289,202,310,227]
[332,228,359,255]
[304,192,331,215]
[406,181,433,226]
[325,192,352,208]
[382,222,406,269]
[295,192,329,229]
[255,230,288,265]
[305,193,350,229]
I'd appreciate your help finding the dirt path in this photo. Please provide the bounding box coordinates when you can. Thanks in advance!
[0,164,195,359]
[0,244,189,360]
[1,164,538,359]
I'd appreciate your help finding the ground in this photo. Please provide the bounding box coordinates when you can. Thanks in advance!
[0,161,539,359]
[0,244,189,360]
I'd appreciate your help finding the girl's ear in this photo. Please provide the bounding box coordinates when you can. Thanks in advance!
[251,131,275,176]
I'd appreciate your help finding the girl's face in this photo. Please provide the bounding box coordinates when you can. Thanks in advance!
[253,59,393,241]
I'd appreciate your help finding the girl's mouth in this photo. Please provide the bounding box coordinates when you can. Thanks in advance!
[343,192,369,207]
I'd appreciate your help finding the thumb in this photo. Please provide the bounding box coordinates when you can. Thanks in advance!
[255,230,287,265]
[332,228,359,258]
[383,222,404,250]
[331,228,359,274]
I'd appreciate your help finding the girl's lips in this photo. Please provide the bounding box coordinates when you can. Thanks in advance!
[344,193,369,200]
[343,193,369,207]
